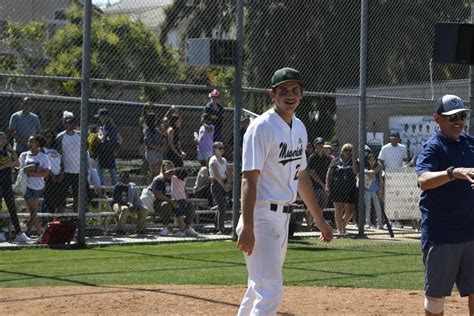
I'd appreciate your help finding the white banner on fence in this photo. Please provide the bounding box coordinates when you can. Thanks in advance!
[384,167,420,220]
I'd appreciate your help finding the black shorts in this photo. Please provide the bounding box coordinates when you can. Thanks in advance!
[330,185,357,204]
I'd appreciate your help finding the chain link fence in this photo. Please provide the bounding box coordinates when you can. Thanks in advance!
[0,0,471,246]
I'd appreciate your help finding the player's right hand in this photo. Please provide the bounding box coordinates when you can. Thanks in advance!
[236,226,255,256]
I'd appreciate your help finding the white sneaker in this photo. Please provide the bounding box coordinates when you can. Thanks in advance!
[185,227,198,237]
[175,231,186,237]
[0,232,6,242]
[15,233,31,244]
[160,227,169,236]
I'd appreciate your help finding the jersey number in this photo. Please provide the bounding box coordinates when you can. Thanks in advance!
[294,164,300,180]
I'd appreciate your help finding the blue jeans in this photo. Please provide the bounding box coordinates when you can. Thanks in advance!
[98,168,117,186]
[364,190,382,227]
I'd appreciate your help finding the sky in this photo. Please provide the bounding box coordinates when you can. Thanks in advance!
[92,0,121,9]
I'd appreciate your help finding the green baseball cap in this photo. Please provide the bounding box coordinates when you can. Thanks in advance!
[271,67,303,88]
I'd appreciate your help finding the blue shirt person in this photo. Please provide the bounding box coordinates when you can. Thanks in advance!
[9,97,42,154]
[416,94,474,315]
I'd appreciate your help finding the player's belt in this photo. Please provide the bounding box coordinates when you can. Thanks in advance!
[270,204,293,213]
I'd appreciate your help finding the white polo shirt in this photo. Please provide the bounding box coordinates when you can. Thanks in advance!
[242,108,307,205]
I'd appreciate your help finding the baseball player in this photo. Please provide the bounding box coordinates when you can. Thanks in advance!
[236,67,333,315]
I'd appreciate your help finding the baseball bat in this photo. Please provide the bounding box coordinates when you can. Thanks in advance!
[380,205,394,238]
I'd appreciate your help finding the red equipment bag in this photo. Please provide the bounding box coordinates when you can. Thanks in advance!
[40,220,77,245]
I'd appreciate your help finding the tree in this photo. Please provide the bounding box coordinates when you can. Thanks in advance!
[43,4,176,98]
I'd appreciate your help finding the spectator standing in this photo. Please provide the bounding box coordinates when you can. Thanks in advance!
[364,153,384,228]
[323,142,335,160]
[331,139,340,159]
[203,89,225,142]
[19,134,50,237]
[196,113,214,167]
[307,137,331,209]
[9,97,42,154]
[378,131,408,170]
[143,113,163,180]
[95,108,120,186]
[416,94,474,315]
[148,160,177,236]
[0,132,31,243]
[56,112,81,211]
[164,114,186,168]
[42,130,63,213]
[170,167,198,237]
[112,172,147,235]
[139,102,156,176]
[209,141,231,234]
[326,143,358,236]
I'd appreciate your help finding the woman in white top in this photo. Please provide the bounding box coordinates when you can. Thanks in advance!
[19,134,50,236]
[209,141,231,233]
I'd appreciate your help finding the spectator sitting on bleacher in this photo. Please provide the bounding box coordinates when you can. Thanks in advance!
[0,132,31,243]
[112,172,147,236]
[42,129,63,213]
[148,160,178,236]
[191,165,213,206]
[171,167,198,237]
[56,112,81,212]
[19,134,50,237]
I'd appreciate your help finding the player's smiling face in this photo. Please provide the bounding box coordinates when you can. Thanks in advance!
[271,81,303,115]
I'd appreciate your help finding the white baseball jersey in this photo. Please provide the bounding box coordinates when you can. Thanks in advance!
[242,108,307,205]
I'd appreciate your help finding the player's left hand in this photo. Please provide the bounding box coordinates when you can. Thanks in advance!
[316,221,333,243]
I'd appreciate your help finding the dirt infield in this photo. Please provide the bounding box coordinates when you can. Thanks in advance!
[0,285,469,315]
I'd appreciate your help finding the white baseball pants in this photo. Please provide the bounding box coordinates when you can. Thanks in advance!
[236,204,291,316]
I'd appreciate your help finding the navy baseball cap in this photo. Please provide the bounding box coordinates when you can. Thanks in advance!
[271,67,303,88]
[435,95,470,115]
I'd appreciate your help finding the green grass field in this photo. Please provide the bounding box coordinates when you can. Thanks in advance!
[0,238,424,290]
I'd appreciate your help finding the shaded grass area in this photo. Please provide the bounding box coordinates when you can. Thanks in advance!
[0,239,423,290]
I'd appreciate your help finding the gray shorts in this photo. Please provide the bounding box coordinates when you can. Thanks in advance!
[423,240,474,297]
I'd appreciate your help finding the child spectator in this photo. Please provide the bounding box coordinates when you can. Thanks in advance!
[196,113,214,167]
[364,153,384,229]
[171,167,198,237]
[0,132,31,243]
[19,134,50,237]
[42,129,63,213]
[112,172,147,235]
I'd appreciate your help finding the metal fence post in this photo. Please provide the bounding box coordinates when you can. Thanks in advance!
[77,0,92,247]
[358,0,369,236]
[232,0,244,239]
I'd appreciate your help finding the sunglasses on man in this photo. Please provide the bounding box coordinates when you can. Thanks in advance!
[442,112,468,122]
